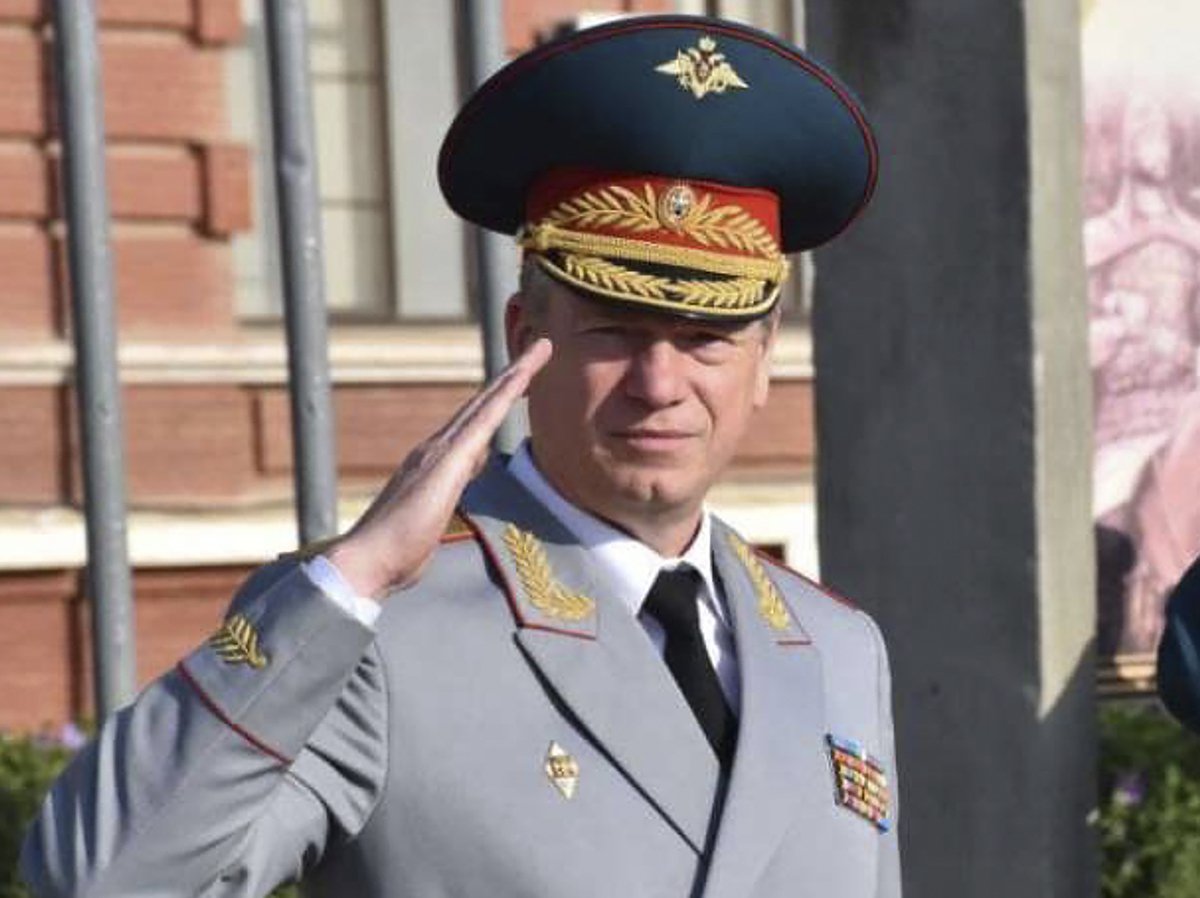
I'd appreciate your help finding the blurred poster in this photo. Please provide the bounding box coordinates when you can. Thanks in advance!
[1085,0,1200,680]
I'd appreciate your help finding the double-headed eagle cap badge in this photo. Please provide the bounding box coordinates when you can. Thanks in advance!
[655,35,749,99]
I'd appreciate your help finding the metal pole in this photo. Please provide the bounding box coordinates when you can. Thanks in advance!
[462,0,523,452]
[262,0,339,544]
[51,0,136,717]
[788,0,805,43]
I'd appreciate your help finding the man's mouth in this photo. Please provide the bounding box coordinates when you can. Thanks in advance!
[610,428,697,451]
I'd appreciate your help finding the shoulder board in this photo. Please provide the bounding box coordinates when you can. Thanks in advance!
[755,549,859,610]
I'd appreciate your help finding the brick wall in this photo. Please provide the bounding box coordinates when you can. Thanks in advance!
[0,0,258,731]
[0,564,252,731]
[0,0,250,342]
[0,0,253,513]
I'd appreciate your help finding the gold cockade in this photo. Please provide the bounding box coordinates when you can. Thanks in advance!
[504,525,596,622]
[728,534,793,632]
[655,35,749,100]
[208,613,270,669]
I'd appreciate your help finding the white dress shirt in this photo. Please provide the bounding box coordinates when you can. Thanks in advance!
[305,443,741,711]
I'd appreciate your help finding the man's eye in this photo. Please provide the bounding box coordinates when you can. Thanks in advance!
[679,331,739,361]
[680,331,731,348]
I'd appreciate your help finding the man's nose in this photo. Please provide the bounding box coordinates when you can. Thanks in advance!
[624,338,687,407]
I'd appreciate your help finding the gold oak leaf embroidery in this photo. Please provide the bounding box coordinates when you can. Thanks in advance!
[561,254,672,299]
[667,277,765,309]
[209,613,270,669]
[545,185,778,259]
[503,525,595,621]
[547,185,659,232]
[678,195,778,256]
[728,534,792,631]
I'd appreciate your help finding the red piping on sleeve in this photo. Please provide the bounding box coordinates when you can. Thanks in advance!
[176,661,292,767]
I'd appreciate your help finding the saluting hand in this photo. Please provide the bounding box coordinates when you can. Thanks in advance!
[325,338,552,599]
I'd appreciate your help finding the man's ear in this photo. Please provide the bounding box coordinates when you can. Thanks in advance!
[504,293,532,358]
[753,307,781,408]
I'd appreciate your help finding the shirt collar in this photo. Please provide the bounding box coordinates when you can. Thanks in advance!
[507,442,722,621]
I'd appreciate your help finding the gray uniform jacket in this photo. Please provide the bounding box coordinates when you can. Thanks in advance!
[23,462,901,897]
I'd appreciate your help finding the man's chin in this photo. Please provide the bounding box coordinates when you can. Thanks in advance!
[602,466,703,513]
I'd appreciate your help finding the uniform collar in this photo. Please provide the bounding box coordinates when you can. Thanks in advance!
[507,442,723,622]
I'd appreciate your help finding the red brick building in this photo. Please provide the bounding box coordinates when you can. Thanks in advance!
[0,0,819,732]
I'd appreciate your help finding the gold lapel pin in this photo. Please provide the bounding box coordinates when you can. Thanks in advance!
[544,741,579,800]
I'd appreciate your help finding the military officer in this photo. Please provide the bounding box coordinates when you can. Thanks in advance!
[23,14,899,898]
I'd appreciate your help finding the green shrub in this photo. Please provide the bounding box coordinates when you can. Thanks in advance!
[1099,701,1200,898]
[0,733,73,898]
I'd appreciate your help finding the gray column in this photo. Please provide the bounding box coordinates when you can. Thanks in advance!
[805,2,1096,896]
[52,0,136,717]
[462,0,524,452]
[263,0,339,544]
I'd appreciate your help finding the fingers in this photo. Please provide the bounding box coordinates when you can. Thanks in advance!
[326,339,553,598]
[437,338,552,450]
[482,337,553,414]
[475,337,553,412]
[453,338,553,462]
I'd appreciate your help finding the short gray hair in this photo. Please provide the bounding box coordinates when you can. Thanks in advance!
[517,256,557,321]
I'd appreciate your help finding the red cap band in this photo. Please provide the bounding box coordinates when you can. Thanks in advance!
[526,167,781,260]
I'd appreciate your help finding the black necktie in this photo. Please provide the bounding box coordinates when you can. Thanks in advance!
[642,567,737,770]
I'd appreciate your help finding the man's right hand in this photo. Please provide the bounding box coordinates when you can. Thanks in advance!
[325,337,552,600]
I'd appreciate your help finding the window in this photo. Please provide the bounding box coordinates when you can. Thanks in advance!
[228,0,472,321]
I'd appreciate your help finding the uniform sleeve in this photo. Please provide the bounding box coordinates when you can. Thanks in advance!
[20,560,388,898]
[861,611,902,898]
[303,556,383,628]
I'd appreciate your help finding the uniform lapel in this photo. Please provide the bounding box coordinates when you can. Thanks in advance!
[460,462,721,854]
[701,521,848,898]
